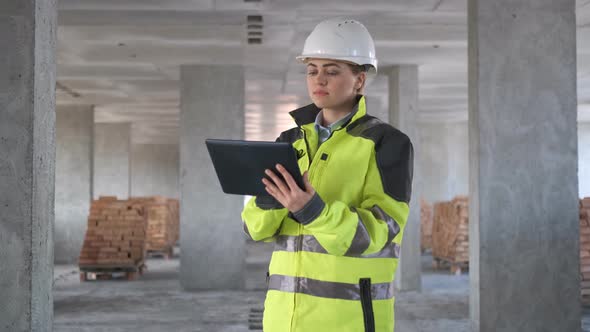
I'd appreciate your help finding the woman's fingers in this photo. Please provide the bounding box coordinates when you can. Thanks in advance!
[262,178,276,193]
[262,178,284,201]
[264,166,316,213]
[264,169,290,195]
[276,164,302,192]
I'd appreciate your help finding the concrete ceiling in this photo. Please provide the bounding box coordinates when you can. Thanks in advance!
[56,0,590,144]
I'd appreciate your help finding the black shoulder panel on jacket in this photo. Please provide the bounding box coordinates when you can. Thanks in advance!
[346,115,384,136]
[289,103,321,127]
[277,127,303,143]
[348,116,414,204]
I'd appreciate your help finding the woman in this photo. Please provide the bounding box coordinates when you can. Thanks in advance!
[242,18,414,332]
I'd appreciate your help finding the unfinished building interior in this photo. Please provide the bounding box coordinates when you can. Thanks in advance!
[2,0,590,331]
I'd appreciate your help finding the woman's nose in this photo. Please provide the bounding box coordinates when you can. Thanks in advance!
[315,72,327,85]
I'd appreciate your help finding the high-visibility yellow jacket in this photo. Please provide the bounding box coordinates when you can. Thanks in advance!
[241,96,414,332]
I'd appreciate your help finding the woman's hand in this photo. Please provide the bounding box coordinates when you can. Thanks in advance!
[262,164,315,213]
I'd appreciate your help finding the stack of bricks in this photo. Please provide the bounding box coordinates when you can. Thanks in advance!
[167,199,180,244]
[130,196,177,253]
[420,199,434,252]
[79,196,147,267]
[580,198,590,299]
[431,196,469,264]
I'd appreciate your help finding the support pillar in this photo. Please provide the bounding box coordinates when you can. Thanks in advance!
[386,65,422,292]
[0,1,57,329]
[55,105,94,264]
[468,0,579,330]
[179,65,245,290]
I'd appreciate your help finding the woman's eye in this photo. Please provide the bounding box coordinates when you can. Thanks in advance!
[327,71,339,76]
[307,71,318,76]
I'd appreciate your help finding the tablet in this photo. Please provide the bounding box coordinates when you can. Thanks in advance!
[205,139,305,196]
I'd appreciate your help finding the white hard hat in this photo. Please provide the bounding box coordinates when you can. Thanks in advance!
[297,18,378,76]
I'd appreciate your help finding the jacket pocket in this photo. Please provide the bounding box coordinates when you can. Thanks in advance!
[359,278,375,332]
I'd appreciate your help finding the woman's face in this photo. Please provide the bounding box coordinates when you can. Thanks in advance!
[305,58,365,110]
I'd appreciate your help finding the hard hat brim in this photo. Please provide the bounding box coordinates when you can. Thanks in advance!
[296,54,378,75]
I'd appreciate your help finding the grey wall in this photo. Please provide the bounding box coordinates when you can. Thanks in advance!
[446,122,469,199]
[420,120,590,202]
[420,122,452,203]
[0,0,57,329]
[365,94,387,121]
[419,121,469,203]
[55,105,94,264]
[130,144,179,198]
[93,123,131,199]
[580,122,590,199]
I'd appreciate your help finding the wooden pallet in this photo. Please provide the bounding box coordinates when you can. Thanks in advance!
[79,262,146,281]
[146,246,174,259]
[432,256,469,275]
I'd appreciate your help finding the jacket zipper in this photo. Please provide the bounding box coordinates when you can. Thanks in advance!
[290,127,332,330]
[285,111,360,331]
[359,278,375,332]
[310,130,337,187]
[302,128,312,164]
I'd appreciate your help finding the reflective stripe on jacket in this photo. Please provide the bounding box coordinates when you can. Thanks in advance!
[241,95,414,332]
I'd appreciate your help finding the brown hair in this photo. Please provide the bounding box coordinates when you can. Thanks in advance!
[347,63,366,75]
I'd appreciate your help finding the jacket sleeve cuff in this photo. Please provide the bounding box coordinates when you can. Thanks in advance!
[292,192,325,225]
[255,195,284,210]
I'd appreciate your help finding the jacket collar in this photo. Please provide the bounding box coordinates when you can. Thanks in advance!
[289,95,367,128]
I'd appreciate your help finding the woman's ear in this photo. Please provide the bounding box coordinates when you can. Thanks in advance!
[356,72,367,93]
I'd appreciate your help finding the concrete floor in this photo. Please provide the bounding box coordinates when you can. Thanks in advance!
[53,243,590,331]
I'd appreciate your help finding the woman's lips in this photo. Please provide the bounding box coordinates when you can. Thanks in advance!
[313,91,329,96]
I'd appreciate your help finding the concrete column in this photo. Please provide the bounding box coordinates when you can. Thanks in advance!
[93,123,131,199]
[469,0,579,331]
[130,144,179,198]
[179,65,245,290]
[579,122,590,199]
[0,1,56,330]
[386,65,422,292]
[55,105,94,264]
